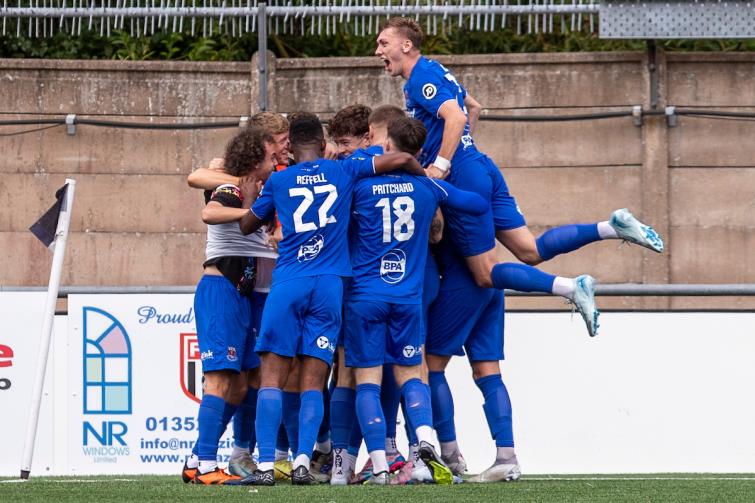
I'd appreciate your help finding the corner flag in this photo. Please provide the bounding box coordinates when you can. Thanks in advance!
[30,183,70,250]
[21,179,76,479]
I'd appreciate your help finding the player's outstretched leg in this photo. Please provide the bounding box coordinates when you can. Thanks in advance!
[490,263,600,337]
[428,370,467,476]
[507,208,664,265]
[467,373,521,483]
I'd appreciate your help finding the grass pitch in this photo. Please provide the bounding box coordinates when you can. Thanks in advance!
[1,474,754,502]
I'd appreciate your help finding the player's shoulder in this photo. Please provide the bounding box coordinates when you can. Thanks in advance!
[415,176,449,197]
[211,183,242,198]
[410,57,445,81]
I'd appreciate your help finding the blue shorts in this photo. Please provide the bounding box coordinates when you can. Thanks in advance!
[249,291,268,338]
[256,275,341,365]
[194,275,260,373]
[445,154,526,257]
[344,300,423,368]
[426,286,505,362]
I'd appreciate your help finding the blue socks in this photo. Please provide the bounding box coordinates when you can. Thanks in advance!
[536,223,601,262]
[276,425,289,454]
[296,390,324,460]
[196,394,227,461]
[232,387,258,450]
[401,378,433,429]
[355,383,386,454]
[381,366,401,441]
[401,396,418,444]
[255,387,283,463]
[491,263,555,293]
[475,374,514,447]
[428,371,457,442]
[282,391,300,454]
[330,387,357,450]
[347,420,363,457]
[317,385,332,444]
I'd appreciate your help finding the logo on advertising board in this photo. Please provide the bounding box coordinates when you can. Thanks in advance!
[180,333,203,404]
[0,344,13,391]
[81,307,133,462]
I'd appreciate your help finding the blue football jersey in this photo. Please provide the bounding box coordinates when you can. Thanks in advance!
[404,56,482,168]
[251,155,375,282]
[349,174,452,304]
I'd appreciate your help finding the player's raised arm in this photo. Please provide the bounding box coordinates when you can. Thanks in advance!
[429,100,468,179]
[373,152,426,177]
[429,178,488,215]
[187,164,240,189]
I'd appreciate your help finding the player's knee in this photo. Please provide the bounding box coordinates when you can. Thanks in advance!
[473,270,494,289]
[471,361,501,381]
[514,248,543,266]
[203,371,234,398]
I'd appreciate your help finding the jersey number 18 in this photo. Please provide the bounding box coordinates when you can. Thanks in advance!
[376,196,415,243]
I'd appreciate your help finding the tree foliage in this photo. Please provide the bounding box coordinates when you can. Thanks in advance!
[1,27,753,60]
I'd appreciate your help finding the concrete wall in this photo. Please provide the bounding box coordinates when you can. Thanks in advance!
[1,52,753,309]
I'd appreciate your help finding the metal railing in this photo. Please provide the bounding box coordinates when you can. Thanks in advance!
[0,0,599,38]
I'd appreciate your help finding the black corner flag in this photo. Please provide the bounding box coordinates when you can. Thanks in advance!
[29,184,69,249]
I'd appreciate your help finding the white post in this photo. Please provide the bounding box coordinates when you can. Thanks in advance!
[20,178,76,480]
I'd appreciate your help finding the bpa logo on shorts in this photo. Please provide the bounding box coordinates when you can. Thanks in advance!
[380,249,407,284]
[298,234,325,262]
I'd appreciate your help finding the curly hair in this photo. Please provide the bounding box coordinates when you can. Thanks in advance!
[223,126,273,177]
[328,104,372,139]
[380,17,424,50]
[388,117,427,156]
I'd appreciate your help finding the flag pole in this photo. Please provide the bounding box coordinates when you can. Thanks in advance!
[20,178,76,480]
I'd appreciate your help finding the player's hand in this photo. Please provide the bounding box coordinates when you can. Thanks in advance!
[208,157,226,171]
[239,175,263,203]
[426,164,450,180]
[323,142,340,160]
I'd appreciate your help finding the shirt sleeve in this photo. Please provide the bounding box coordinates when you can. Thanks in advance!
[209,184,243,208]
[426,178,489,215]
[251,176,275,220]
[407,68,458,118]
[339,156,376,180]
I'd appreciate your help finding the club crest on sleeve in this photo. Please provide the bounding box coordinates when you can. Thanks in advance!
[422,83,437,100]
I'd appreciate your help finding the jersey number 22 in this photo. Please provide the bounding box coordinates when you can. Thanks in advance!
[289,185,338,233]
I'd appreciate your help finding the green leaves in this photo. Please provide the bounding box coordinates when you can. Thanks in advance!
[1,28,752,60]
